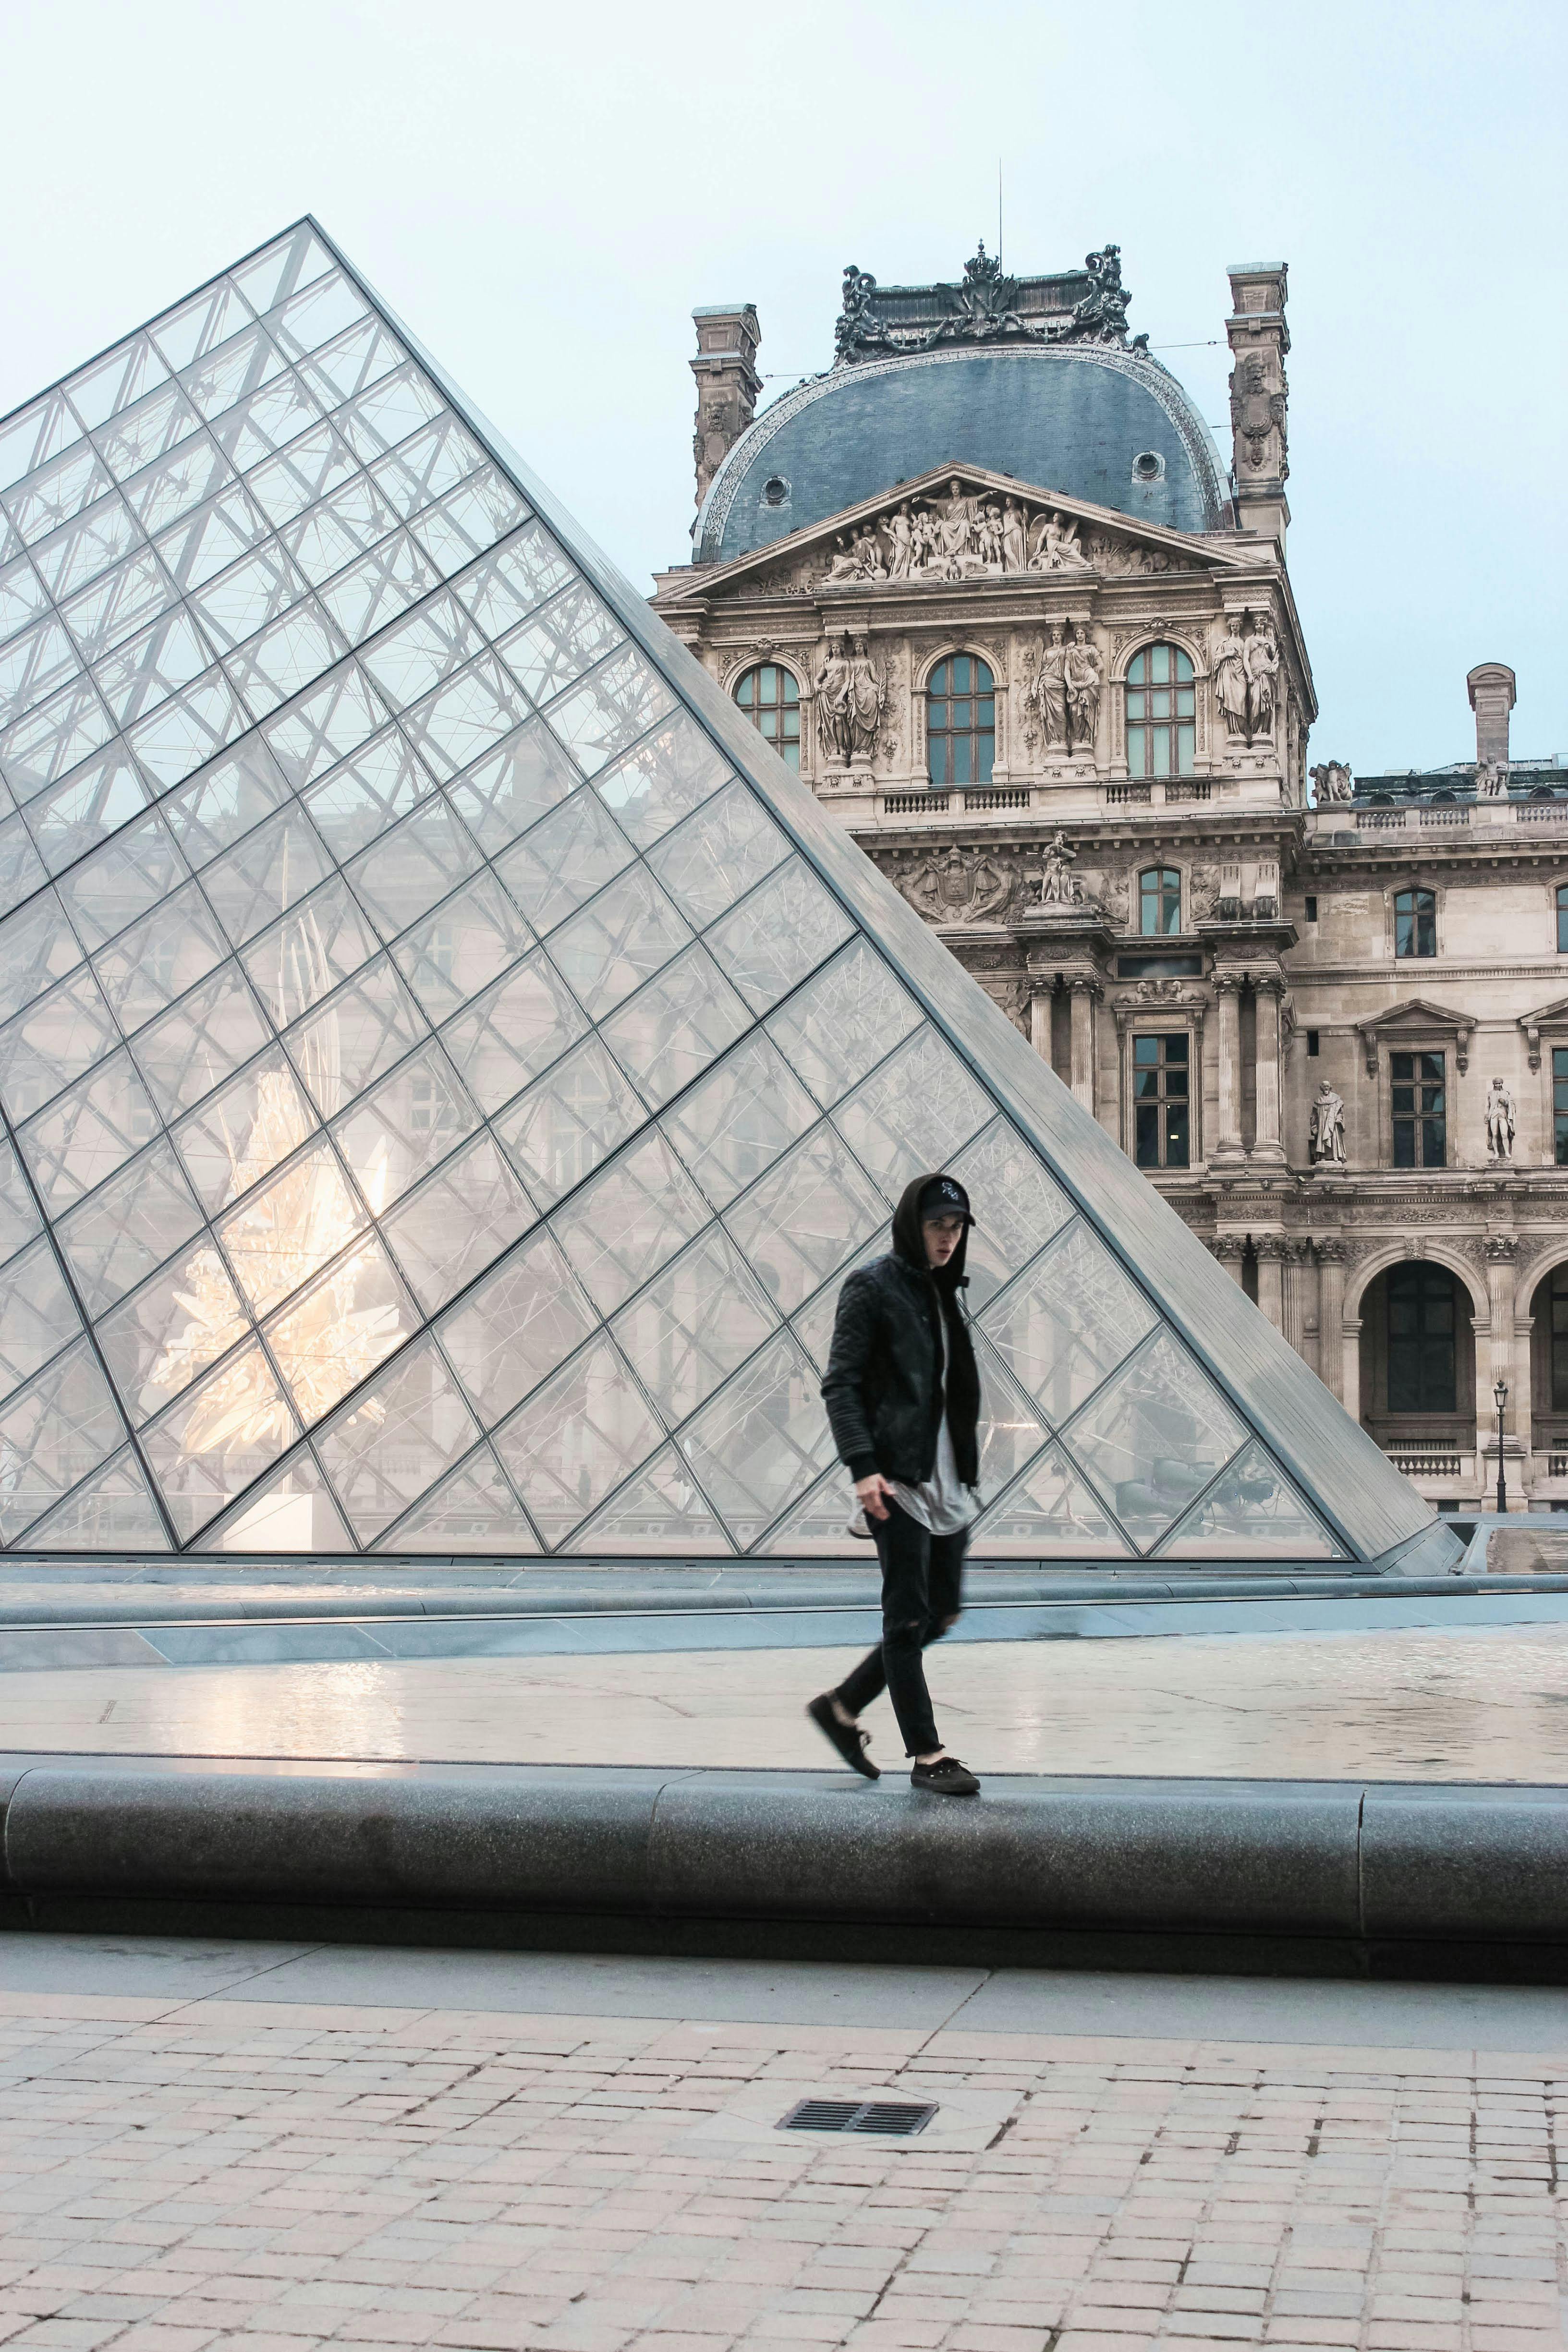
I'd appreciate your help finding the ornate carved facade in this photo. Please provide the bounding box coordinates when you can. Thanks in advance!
[658,247,1568,1515]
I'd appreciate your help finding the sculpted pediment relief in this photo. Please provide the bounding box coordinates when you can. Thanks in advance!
[1355,998,1475,1076]
[696,465,1233,603]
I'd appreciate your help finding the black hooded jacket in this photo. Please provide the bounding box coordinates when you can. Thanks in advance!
[821,1174,983,1488]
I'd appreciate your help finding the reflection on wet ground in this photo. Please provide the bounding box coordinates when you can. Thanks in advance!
[3,1619,1567,1780]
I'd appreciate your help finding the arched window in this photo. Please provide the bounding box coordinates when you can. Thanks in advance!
[733,663,800,769]
[1394,886,1436,958]
[1556,884,1568,954]
[926,655,994,787]
[1386,1263,1458,1414]
[1139,867,1181,936]
[1125,643,1195,779]
[1547,1267,1568,1410]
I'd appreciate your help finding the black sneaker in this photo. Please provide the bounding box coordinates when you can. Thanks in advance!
[910,1756,980,1797]
[807,1693,879,1779]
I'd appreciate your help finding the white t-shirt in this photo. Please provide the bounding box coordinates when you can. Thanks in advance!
[886,1308,980,1535]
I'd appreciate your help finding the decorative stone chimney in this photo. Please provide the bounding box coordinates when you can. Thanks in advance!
[690,302,760,514]
[1225,264,1289,547]
[1467,661,1516,766]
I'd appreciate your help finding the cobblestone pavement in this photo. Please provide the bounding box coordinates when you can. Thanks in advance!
[0,1985,1562,2352]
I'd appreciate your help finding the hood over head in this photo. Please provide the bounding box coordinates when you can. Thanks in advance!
[892,1171,972,1294]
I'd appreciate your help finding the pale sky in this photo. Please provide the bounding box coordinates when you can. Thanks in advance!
[3,0,1562,774]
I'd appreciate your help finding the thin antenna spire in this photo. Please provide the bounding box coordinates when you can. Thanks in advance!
[997,158,1003,268]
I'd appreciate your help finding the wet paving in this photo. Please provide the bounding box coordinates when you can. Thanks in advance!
[2,1618,1567,1780]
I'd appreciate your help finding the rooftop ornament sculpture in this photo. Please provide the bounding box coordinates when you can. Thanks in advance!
[832,243,1137,364]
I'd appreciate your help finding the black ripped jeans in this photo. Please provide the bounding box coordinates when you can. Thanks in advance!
[833,1498,968,1757]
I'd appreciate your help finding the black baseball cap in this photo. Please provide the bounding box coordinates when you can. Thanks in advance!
[918,1174,973,1224]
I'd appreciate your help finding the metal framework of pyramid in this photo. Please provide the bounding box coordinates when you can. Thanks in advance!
[0,220,1444,1566]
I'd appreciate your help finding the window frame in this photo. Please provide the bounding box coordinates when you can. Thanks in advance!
[1138,866,1182,937]
[1385,1261,1459,1416]
[925,653,995,788]
[732,660,802,771]
[1390,1047,1446,1169]
[1124,641,1196,781]
[1393,885,1437,959]
[1130,1029,1191,1170]
[1556,884,1568,955]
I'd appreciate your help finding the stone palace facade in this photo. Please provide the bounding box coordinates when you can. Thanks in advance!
[654,246,1566,1516]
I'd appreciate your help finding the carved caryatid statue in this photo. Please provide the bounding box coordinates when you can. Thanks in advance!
[1213,620,1250,742]
[814,633,853,764]
[1029,624,1069,749]
[1063,624,1103,752]
[1308,1080,1346,1166]
[1484,1077,1517,1162]
[1244,615,1279,741]
[845,633,886,762]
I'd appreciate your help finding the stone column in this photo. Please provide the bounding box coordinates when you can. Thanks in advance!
[1029,985,1052,1063]
[1251,973,1287,1166]
[1209,1236,1246,1287]
[1068,976,1099,1115]
[1281,1239,1307,1358]
[1213,973,1245,1163]
[1255,1234,1287,1332]
[1482,1238,1519,1502]
[1315,1241,1347,1403]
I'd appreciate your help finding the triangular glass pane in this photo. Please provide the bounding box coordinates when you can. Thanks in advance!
[207,1447,353,1554]
[970,1444,1133,1558]
[572,1446,727,1555]
[377,1132,533,1315]
[756,1467,866,1558]
[676,1331,836,1548]
[1061,1331,1249,1554]
[834,1025,991,1197]
[96,1236,252,1427]
[491,1334,662,1549]
[380,1445,535,1553]
[437,1225,597,1425]
[0,1341,126,1542]
[611,1229,779,1426]
[26,1448,170,1552]
[978,1219,1158,1428]
[948,1119,1074,1308]
[314,1337,479,1541]
[1157,1443,1342,1560]
[0,1237,82,1402]
[0,968,122,1121]
[56,1140,205,1315]
[492,1034,644,1207]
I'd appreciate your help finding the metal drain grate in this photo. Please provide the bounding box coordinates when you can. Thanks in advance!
[778,2097,938,2137]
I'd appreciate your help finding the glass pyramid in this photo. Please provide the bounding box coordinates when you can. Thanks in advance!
[0,221,1440,1565]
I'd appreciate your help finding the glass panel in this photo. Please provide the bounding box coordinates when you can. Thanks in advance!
[1158,1442,1340,1560]
[494,1035,645,1207]
[0,1139,42,1268]
[978,1218,1157,1427]
[371,413,484,513]
[94,609,209,725]
[93,880,228,1032]
[347,795,484,941]
[970,1442,1133,1557]
[0,893,83,1025]
[969,1333,1054,1498]
[677,1332,835,1547]
[382,1445,535,1553]
[218,1137,366,1317]
[242,878,379,1027]
[593,710,730,847]
[190,545,309,653]
[153,280,255,372]
[163,737,292,867]
[299,319,407,412]
[19,1049,160,1213]
[141,1339,297,1539]
[755,1466,865,1557]
[209,1447,353,1554]
[451,527,570,639]
[231,226,336,320]
[723,1125,888,1315]
[182,326,288,423]
[269,273,368,361]
[303,727,436,858]
[706,858,854,1014]
[59,811,187,950]
[333,1041,480,1210]
[550,1131,709,1314]
[378,1133,533,1316]
[439,951,587,1114]
[492,1335,662,1550]
[34,495,143,600]
[0,967,122,1120]
[209,372,322,472]
[447,717,578,855]
[660,1033,818,1210]
[0,1341,124,1543]
[96,1239,251,1427]
[318,531,439,645]
[0,391,84,489]
[787,1234,887,1372]
[400,654,531,781]
[0,814,46,915]
[551,866,693,1020]
[202,807,337,946]
[225,603,346,718]
[392,870,532,1022]
[572,1447,726,1555]
[599,945,751,1109]
[496,785,633,933]
[412,466,530,572]
[647,778,790,925]
[153,484,267,588]
[6,444,113,545]
[55,1140,204,1315]
[94,383,202,483]
[248,424,360,529]
[834,1026,991,1197]
[131,964,271,1119]
[2,676,116,799]
[1,553,53,645]
[438,1226,598,1425]
[497,580,622,703]
[0,1238,81,1401]
[25,1448,169,1552]
[336,368,446,463]
[362,593,487,710]
[545,647,676,776]
[174,1050,317,1214]
[265,1232,416,1425]
[1062,1329,1248,1553]
[947,1120,1073,1309]
[126,669,249,788]
[264,662,386,787]
[0,617,81,729]
[612,1226,779,1426]
[316,1338,480,1541]
[766,938,921,1109]
[24,747,148,875]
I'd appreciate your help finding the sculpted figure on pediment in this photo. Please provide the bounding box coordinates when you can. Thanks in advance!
[1028,509,1090,571]
[1001,499,1028,573]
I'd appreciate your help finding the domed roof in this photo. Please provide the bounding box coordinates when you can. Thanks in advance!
[696,343,1229,567]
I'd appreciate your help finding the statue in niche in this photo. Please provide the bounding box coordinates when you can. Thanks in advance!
[1213,621,1250,741]
[845,634,886,761]
[1028,623,1069,749]
[1063,625,1103,752]
[1245,615,1279,740]
[1035,829,1085,909]
[1484,1077,1517,1162]
[1308,1080,1346,1167]
[814,634,853,764]
[1309,760,1354,804]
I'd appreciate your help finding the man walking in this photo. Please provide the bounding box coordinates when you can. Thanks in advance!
[808,1172,983,1796]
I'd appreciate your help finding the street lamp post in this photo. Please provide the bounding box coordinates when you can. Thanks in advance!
[1494,1376,1509,1516]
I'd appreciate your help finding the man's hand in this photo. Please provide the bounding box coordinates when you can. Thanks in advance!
[855,1472,893,1523]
